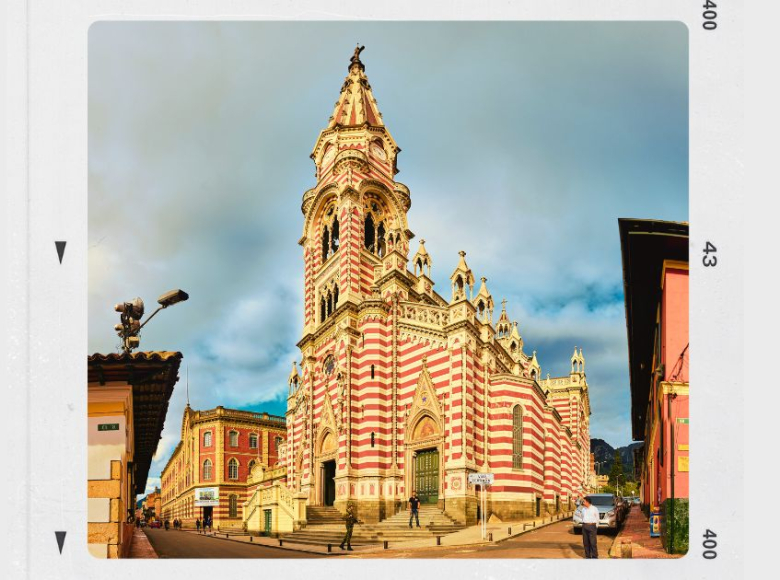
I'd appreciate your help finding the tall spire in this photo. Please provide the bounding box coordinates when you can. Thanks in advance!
[328,45,385,128]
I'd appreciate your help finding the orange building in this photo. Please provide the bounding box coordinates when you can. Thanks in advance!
[160,406,286,529]
[620,218,689,554]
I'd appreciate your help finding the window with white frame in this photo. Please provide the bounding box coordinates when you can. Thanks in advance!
[202,459,212,480]
[229,430,238,447]
[249,433,258,448]
[203,431,212,447]
[228,458,239,480]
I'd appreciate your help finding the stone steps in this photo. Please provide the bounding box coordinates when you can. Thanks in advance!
[280,505,465,546]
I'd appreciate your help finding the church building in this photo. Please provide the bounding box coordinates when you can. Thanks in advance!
[284,47,591,525]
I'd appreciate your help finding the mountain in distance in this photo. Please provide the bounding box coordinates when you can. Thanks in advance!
[590,438,644,479]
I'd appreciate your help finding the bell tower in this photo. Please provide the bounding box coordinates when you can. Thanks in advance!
[299,46,413,338]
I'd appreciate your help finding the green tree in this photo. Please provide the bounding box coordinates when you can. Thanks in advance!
[608,449,624,487]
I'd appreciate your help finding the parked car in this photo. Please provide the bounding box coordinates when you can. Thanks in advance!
[632,497,641,505]
[572,494,621,534]
[149,520,162,529]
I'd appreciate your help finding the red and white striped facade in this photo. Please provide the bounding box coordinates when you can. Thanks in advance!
[284,50,591,524]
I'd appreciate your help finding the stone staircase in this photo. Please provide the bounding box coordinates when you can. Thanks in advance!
[280,505,465,547]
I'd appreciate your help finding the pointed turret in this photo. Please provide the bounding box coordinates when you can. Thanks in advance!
[328,45,385,128]
[450,251,475,302]
[473,277,494,323]
[571,346,584,374]
[288,360,301,396]
[413,239,432,278]
[507,321,524,356]
[496,299,511,338]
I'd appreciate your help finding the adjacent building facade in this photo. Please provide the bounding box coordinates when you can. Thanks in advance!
[160,405,286,528]
[87,351,181,558]
[619,218,689,554]
[283,49,592,525]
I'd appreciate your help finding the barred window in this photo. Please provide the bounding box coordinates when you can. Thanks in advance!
[512,406,523,469]
[203,431,212,447]
[229,494,238,518]
[202,459,212,480]
[228,458,239,480]
[249,433,258,448]
[229,430,238,447]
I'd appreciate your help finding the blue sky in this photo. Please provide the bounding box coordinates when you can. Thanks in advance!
[88,21,688,494]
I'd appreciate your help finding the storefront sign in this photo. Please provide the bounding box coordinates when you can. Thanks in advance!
[676,418,689,424]
[194,487,220,507]
[97,423,119,431]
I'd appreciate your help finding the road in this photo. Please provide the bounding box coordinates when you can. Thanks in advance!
[142,529,325,559]
[349,519,616,559]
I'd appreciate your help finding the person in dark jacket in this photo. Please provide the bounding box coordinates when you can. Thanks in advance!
[339,504,362,551]
[195,518,201,533]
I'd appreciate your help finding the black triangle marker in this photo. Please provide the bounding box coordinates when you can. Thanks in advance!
[55,241,67,264]
[55,531,66,554]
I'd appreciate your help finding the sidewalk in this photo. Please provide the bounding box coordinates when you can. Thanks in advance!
[609,507,681,559]
[179,529,374,556]
[127,527,158,558]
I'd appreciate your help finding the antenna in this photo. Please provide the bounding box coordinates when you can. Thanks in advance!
[186,365,190,406]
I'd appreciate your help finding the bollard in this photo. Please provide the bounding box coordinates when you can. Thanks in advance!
[383,540,389,550]
[279,539,283,547]
[507,527,512,535]
[327,544,332,553]
[488,532,493,542]
[620,539,633,559]
[226,534,229,539]
[250,536,253,542]
[533,521,536,527]
[436,536,441,546]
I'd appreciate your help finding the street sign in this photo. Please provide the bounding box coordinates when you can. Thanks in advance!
[468,473,495,485]
[676,418,689,424]
[97,423,119,431]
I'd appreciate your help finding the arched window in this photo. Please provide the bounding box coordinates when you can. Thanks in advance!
[249,433,258,449]
[377,222,386,257]
[202,459,212,480]
[203,431,212,447]
[228,458,239,480]
[322,224,330,262]
[229,494,238,518]
[229,431,238,447]
[512,406,523,469]
[330,217,339,254]
[364,214,375,252]
[248,459,256,473]
[320,296,327,322]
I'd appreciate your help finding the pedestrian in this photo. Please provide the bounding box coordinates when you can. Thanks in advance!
[408,490,421,529]
[339,504,361,551]
[164,518,170,531]
[580,496,600,559]
[195,518,201,533]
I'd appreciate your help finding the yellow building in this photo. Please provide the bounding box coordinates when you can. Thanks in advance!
[87,351,182,558]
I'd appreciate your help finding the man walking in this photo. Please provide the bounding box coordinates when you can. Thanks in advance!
[408,491,421,529]
[580,496,600,559]
[195,518,201,533]
[340,504,361,551]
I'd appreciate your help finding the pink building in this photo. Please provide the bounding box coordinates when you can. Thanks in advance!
[619,218,689,554]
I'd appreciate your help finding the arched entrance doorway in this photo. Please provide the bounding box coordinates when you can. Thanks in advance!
[405,414,444,506]
[317,430,338,506]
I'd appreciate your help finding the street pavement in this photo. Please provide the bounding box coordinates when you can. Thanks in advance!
[346,519,615,559]
[142,528,325,559]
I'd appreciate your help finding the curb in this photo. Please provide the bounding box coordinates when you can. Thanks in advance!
[194,530,353,557]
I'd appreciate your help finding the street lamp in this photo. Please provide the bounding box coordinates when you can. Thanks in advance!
[616,473,623,498]
[114,289,189,353]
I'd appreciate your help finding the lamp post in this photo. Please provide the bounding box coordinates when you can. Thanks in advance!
[616,473,623,498]
[114,289,189,353]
